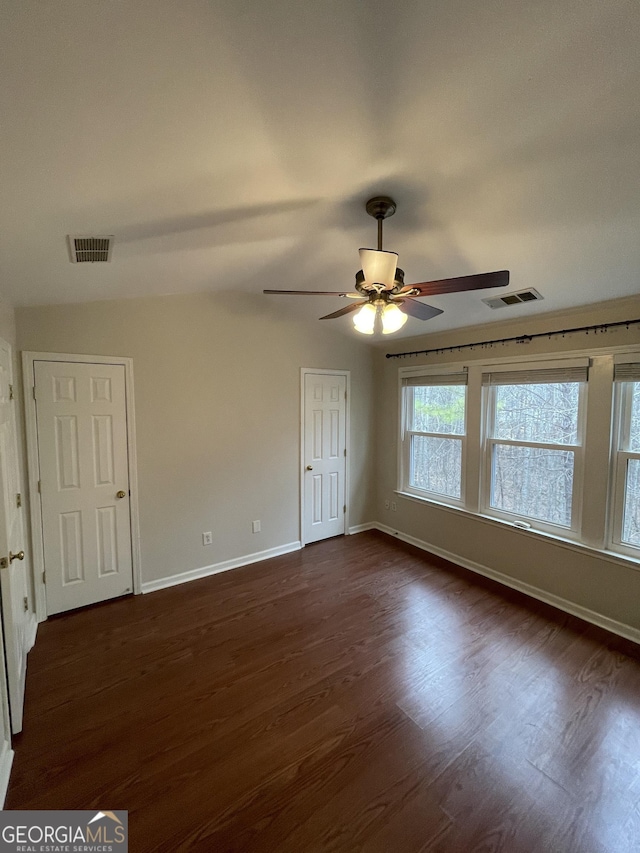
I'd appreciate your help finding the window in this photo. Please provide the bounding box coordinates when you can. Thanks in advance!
[611,362,640,555]
[401,373,467,503]
[399,352,640,562]
[482,366,587,532]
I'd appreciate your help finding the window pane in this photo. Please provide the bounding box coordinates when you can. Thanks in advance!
[411,436,462,498]
[493,383,580,444]
[622,458,640,545]
[490,444,574,526]
[412,385,465,434]
[629,383,640,452]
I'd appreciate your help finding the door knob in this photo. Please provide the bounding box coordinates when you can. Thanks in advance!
[306,465,313,471]
[116,490,127,499]
[9,550,25,563]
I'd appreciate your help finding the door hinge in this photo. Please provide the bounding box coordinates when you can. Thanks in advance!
[8,384,13,401]
[37,480,42,493]
[42,571,46,584]
[343,504,346,514]
[23,596,28,612]
[344,390,347,400]
[343,448,347,457]
[32,386,37,400]
[16,493,21,508]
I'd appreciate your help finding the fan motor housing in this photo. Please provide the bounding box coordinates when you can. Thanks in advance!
[355,267,404,292]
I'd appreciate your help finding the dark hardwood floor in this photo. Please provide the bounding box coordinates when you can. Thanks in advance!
[7,531,640,851]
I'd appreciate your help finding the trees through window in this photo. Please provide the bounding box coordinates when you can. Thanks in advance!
[485,381,583,528]
[403,377,466,501]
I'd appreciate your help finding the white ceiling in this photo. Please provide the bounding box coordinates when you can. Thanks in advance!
[1,0,639,339]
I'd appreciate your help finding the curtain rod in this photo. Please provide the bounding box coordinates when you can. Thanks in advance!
[385,317,640,360]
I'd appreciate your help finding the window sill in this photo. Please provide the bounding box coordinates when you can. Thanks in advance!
[394,489,640,574]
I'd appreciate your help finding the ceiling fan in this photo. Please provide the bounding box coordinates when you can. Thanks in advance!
[264,196,510,335]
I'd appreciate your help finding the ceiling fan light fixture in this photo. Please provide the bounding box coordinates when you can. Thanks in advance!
[353,302,376,335]
[263,196,509,332]
[381,302,408,334]
[359,248,398,289]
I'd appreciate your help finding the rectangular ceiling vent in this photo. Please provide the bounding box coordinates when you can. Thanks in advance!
[67,235,114,263]
[482,288,543,309]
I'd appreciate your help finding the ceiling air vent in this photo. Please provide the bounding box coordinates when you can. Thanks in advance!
[67,235,114,263]
[482,288,543,309]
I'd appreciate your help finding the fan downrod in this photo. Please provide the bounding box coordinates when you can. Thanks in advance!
[365,196,397,220]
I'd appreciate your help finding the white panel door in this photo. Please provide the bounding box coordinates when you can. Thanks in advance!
[303,373,346,544]
[35,361,133,615]
[0,338,34,735]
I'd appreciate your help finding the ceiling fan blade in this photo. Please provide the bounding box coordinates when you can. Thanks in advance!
[401,270,509,297]
[263,289,361,297]
[359,248,398,288]
[319,302,366,320]
[397,299,444,321]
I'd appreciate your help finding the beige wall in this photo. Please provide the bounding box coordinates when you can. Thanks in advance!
[17,291,376,586]
[15,289,640,636]
[375,296,640,634]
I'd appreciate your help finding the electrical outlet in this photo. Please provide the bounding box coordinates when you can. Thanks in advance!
[202,531,212,545]
[384,499,390,510]
[391,501,397,512]
[252,520,261,533]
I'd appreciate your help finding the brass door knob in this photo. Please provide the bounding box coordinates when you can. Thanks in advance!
[9,550,25,563]
[116,490,127,499]
[306,465,313,471]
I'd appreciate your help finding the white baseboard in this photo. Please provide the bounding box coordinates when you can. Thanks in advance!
[138,523,640,644]
[374,522,640,646]
[348,522,378,535]
[0,745,14,808]
[141,541,302,594]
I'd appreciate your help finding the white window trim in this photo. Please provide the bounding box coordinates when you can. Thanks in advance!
[399,377,467,507]
[397,343,640,565]
[479,380,587,538]
[609,378,640,558]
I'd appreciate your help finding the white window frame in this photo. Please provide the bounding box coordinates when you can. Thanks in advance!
[396,348,640,566]
[400,371,467,507]
[479,364,588,538]
[610,372,640,557]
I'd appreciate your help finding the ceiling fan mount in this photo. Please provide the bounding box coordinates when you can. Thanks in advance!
[365,196,397,221]
[263,196,510,335]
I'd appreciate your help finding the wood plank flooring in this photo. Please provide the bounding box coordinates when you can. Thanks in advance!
[7,531,640,851]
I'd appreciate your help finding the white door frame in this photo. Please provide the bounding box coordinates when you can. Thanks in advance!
[22,352,142,622]
[300,368,351,546]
